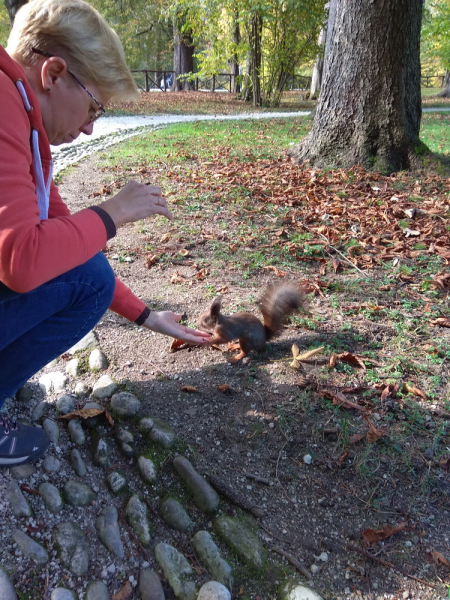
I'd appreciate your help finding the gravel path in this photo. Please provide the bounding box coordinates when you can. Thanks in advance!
[51,111,310,175]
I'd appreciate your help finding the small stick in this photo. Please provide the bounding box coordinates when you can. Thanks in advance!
[345,542,438,590]
[207,473,264,518]
[245,473,271,485]
[304,226,367,275]
[271,545,311,580]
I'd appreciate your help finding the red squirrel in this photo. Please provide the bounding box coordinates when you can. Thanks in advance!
[198,283,304,362]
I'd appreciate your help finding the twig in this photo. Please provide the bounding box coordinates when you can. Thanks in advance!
[344,542,438,590]
[245,472,271,485]
[206,473,264,518]
[43,572,50,600]
[271,545,311,580]
[305,226,368,275]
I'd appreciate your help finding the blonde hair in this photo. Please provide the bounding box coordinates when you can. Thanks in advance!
[6,0,138,101]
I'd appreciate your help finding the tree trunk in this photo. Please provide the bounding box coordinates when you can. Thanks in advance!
[230,7,241,94]
[249,13,262,106]
[4,0,28,25]
[309,22,326,99]
[437,70,450,98]
[289,0,424,173]
[172,23,194,91]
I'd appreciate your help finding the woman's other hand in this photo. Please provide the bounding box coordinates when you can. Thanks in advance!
[142,311,212,345]
[100,180,172,227]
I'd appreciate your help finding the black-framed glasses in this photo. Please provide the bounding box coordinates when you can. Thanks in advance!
[31,47,106,123]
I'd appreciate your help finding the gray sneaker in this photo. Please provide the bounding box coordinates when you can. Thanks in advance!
[0,415,50,467]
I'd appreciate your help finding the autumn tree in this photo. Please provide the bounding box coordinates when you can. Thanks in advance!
[289,0,425,173]
[421,0,450,97]
[4,0,27,25]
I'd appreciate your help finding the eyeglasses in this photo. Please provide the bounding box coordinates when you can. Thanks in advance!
[31,47,106,123]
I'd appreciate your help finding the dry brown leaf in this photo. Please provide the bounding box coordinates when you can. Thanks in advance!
[217,383,233,394]
[430,317,450,328]
[160,233,171,243]
[56,408,114,427]
[329,353,338,369]
[112,581,133,600]
[336,352,367,371]
[180,385,198,393]
[145,254,159,267]
[362,415,385,443]
[349,433,365,444]
[403,382,427,400]
[332,258,340,273]
[169,339,188,352]
[171,271,187,284]
[195,268,209,280]
[263,265,286,277]
[431,550,450,568]
[179,248,190,257]
[362,521,407,546]
[320,389,367,413]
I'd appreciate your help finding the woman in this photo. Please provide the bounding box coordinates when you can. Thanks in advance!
[0,0,210,466]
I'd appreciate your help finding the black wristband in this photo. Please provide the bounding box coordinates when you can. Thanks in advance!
[88,206,117,240]
[135,306,151,326]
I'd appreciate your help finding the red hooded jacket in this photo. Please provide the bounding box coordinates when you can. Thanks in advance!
[0,46,147,323]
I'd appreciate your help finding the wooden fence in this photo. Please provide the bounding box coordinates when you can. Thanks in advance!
[421,74,447,88]
[131,70,311,93]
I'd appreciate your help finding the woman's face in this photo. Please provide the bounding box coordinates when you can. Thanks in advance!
[38,58,108,146]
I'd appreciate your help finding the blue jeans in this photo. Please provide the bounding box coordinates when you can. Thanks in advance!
[0,252,115,406]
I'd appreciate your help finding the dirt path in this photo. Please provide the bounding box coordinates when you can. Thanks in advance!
[26,154,449,599]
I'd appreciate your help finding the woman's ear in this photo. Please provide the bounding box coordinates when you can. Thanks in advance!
[40,56,68,93]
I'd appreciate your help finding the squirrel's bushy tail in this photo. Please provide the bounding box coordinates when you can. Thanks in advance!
[261,283,304,340]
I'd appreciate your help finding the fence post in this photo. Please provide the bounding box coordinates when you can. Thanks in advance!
[145,71,149,92]
[212,75,216,92]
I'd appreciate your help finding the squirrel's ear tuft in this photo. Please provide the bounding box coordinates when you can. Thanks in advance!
[210,296,222,316]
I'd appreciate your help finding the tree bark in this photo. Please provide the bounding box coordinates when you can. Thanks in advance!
[437,70,450,98]
[310,3,328,99]
[229,7,241,94]
[172,23,194,91]
[248,12,262,106]
[289,0,425,173]
[4,0,28,25]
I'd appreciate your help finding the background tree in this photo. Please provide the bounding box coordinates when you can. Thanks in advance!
[4,0,28,25]
[289,0,425,173]
[421,0,450,96]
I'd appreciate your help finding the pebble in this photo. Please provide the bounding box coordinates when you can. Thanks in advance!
[92,375,117,399]
[0,566,18,600]
[12,529,49,565]
[125,495,152,546]
[95,506,124,559]
[137,568,164,600]
[89,349,108,371]
[197,581,231,600]
[56,395,75,415]
[154,542,197,600]
[43,418,61,443]
[110,392,141,417]
[173,456,219,513]
[68,419,86,445]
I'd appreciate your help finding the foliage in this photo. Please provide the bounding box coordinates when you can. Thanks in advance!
[421,0,450,74]
[0,2,11,46]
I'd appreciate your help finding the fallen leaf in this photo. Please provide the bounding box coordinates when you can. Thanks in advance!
[320,389,367,413]
[263,265,286,277]
[195,268,209,280]
[171,271,187,284]
[179,248,190,257]
[112,581,133,600]
[56,408,114,427]
[181,385,198,393]
[170,339,188,352]
[403,382,427,400]
[431,550,450,568]
[145,254,159,267]
[334,352,367,371]
[362,415,385,443]
[160,233,171,243]
[329,353,338,369]
[217,384,233,394]
[430,317,450,328]
[362,521,407,546]
[20,484,40,496]
[349,433,365,444]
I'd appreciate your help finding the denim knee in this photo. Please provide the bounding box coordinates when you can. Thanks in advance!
[79,252,116,313]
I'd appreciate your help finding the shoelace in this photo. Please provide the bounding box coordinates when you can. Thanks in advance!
[0,415,17,434]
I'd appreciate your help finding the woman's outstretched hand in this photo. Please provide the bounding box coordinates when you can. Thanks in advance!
[142,310,212,345]
[100,181,172,227]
